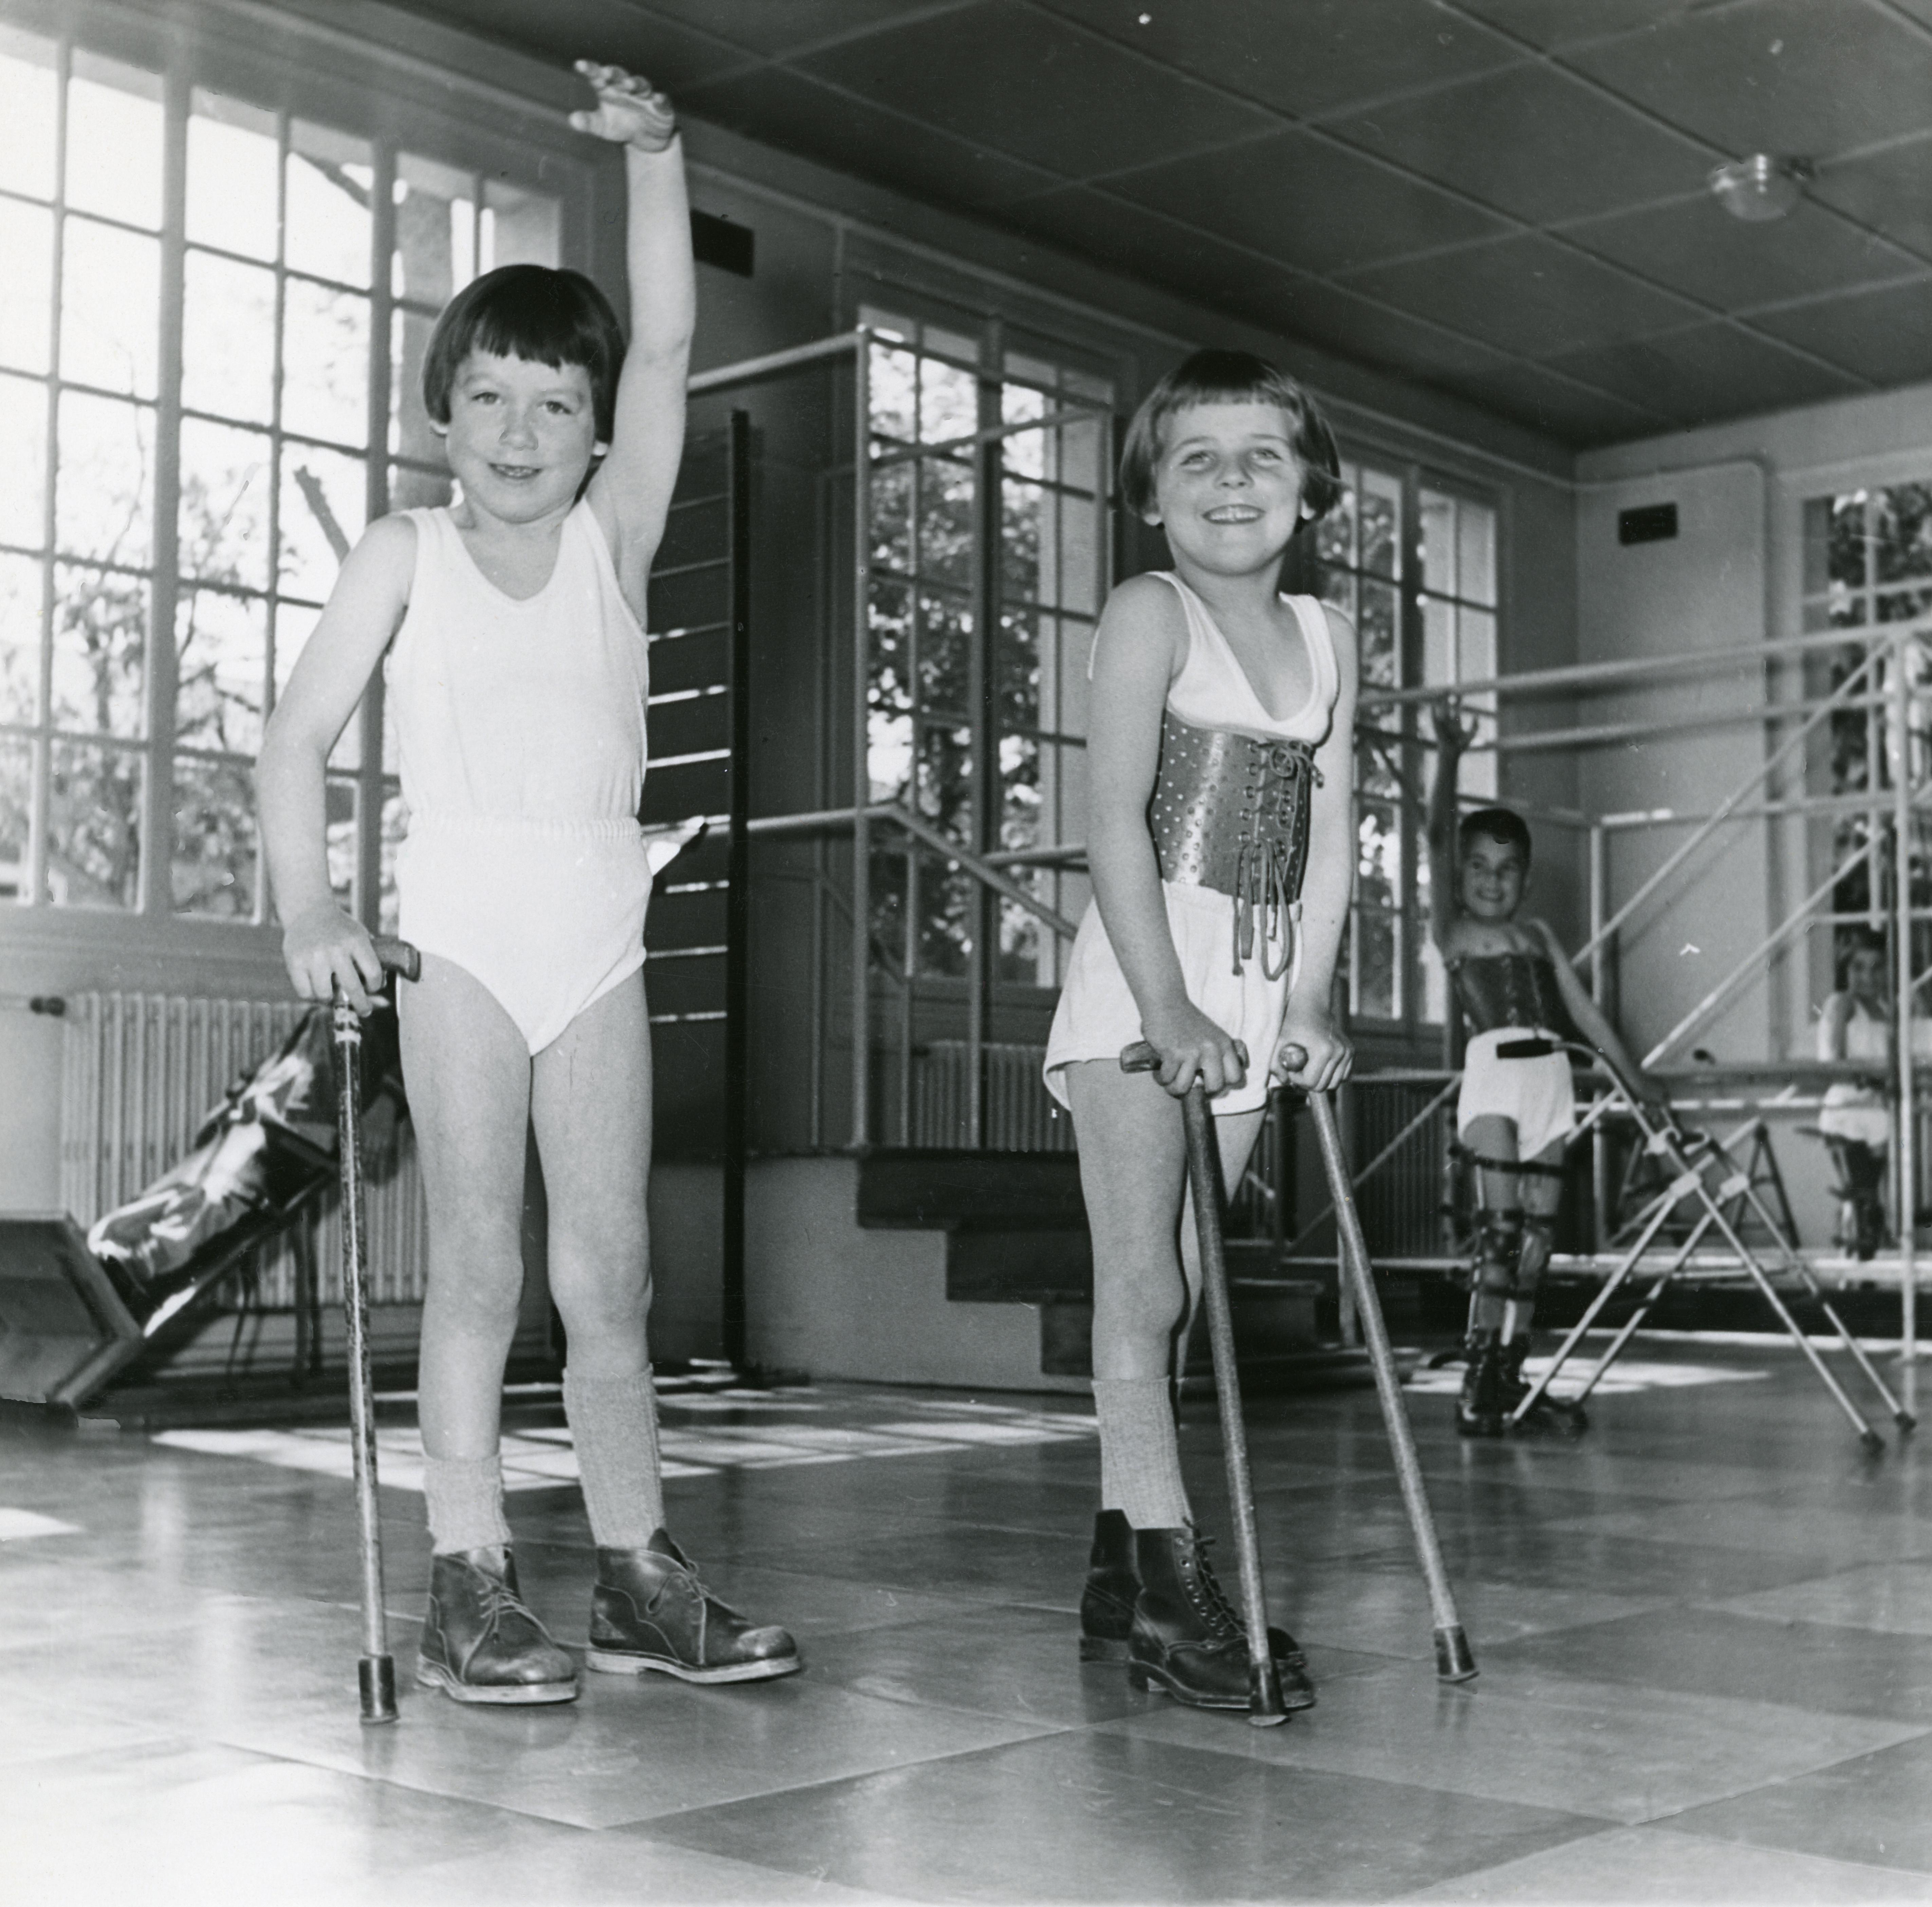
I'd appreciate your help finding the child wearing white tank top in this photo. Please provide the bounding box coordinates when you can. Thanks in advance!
[1051,351,1357,1717]
[258,63,800,1707]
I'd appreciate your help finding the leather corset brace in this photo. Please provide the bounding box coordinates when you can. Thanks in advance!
[1450,952,1579,1044]
[1147,707,1320,979]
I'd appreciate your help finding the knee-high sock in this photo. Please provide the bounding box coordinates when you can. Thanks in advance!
[423,1453,512,1555]
[1093,1377,1191,1530]
[563,1366,665,1549]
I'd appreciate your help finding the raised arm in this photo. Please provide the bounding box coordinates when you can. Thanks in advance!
[1426,697,1474,954]
[1276,606,1358,1095]
[574,62,694,620]
[257,514,416,1013]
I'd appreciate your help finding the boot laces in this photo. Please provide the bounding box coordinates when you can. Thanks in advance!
[1186,1537,1246,1638]
[474,1572,541,1635]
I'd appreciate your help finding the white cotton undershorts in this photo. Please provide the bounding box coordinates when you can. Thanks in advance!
[397,813,651,1054]
[1456,1027,1578,1162]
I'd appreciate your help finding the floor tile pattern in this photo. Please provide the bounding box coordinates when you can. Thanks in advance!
[3,1337,1930,1902]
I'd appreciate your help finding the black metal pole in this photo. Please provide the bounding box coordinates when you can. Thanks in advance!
[722,409,752,1371]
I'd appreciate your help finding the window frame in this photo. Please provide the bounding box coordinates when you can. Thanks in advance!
[0,0,606,960]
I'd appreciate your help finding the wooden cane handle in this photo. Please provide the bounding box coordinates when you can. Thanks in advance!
[371,936,421,984]
[1280,1043,1309,1073]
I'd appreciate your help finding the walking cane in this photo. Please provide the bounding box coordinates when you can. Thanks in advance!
[1121,1041,1288,1726]
[1287,1048,1477,1684]
[331,935,421,1725]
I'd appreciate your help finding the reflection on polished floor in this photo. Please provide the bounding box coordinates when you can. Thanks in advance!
[6,1338,1932,1905]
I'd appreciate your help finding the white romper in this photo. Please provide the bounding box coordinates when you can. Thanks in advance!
[1818,999,1892,1150]
[385,501,653,1054]
[1044,572,1339,1118]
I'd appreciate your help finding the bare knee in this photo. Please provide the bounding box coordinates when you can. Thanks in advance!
[425,1248,526,1337]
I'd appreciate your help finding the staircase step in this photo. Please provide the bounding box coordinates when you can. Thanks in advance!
[947,1228,1091,1304]
[857,1149,1085,1230]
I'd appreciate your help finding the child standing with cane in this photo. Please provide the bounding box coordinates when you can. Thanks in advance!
[1044,351,1357,1715]
[259,61,798,1704]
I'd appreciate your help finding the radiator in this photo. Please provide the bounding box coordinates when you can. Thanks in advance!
[910,1041,1075,1152]
[60,993,430,1309]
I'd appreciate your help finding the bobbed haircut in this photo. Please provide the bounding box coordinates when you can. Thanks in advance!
[421,264,626,443]
[1118,348,1343,522]
[1459,806,1532,867]
[1838,924,1888,984]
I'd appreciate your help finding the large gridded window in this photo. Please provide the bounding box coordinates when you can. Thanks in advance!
[0,23,561,924]
[1315,457,1498,1028]
[862,306,1111,990]
[1801,480,1932,940]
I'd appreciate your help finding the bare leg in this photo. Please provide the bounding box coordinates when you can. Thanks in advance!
[403,955,533,1465]
[531,971,661,1549]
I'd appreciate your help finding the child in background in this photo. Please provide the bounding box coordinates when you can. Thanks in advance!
[1044,350,1356,1715]
[1427,703,1655,1436]
[258,62,798,1704]
[1816,927,1893,1260]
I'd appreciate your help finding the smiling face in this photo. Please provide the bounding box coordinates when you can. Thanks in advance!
[1460,831,1528,923]
[435,350,605,522]
[1144,401,1310,573]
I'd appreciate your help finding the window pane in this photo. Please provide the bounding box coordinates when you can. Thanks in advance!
[0,27,58,202]
[1316,483,1356,569]
[59,218,160,399]
[66,55,163,229]
[389,307,442,463]
[182,251,276,424]
[997,607,1040,734]
[175,588,266,755]
[47,740,142,907]
[1360,468,1401,579]
[0,371,47,549]
[187,92,279,262]
[1459,500,1497,607]
[394,152,473,304]
[868,344,916,444]
[1003,479,1041,601]
[286,121,373,288]
[870,460,912,574]
[1874,483,1932,584]
[56,394,153,567]
[917,591,971,715]
[916,457,973,588]
[1459,605,1497,685]
[481,177,560,269]
[0,551,43,723]
[919,358,977,444]
[0,734,28,900]
[282,280,369,447]
[179,418,272,591]
[278,447,365,601]
[1353,908,1397,1020]
[171,753,256,916]
[51,562,145,738]
[1422,596,1451,686]
[1358,578,1398,689]
[0,198,53,374]
[324,775,357,910]
[1420,489,1454,598]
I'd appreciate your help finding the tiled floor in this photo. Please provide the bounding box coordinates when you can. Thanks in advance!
[5,1339,1932,1904]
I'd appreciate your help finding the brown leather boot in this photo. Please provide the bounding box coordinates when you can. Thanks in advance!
[587,1530,800,1683]
[1081,1511,1314,1707]
[417,1548,579,1705]
[1457,1331,1506,1438]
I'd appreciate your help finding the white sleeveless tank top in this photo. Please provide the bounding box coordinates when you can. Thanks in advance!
[1102,571,1338,747]
[384,501,648,825]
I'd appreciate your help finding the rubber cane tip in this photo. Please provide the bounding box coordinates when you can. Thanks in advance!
[1247,1708,1290,1728]
[359,1654,400,1725]
[1248,1659,1289,1725]
[1896,1412,1918,1434]
[1433,1626,1479,1684]
[1861,1429,1887,1457]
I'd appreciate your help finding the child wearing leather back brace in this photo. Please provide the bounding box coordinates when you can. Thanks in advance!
[1044,350,1357,1715]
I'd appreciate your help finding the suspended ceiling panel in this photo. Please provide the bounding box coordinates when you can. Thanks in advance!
[376,0,1932,448]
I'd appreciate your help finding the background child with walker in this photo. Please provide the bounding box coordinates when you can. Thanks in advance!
[1427,702,1658,1436]
[1043,349,1357,1715]
[258,60,799,1709]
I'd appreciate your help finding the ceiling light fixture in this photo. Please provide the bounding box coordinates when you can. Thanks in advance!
[1708,154,1812,222]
